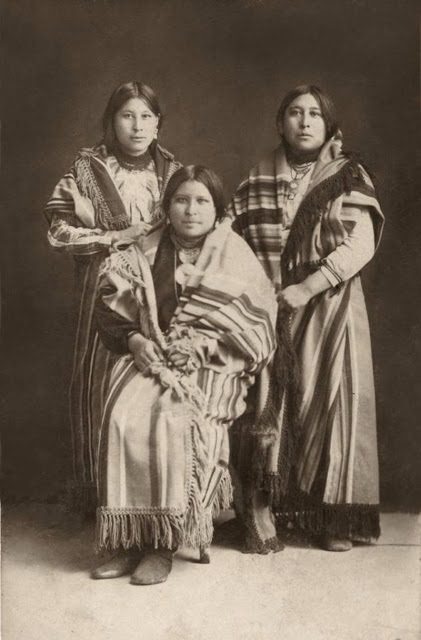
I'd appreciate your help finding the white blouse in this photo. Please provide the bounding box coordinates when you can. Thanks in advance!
[106,155,160,225]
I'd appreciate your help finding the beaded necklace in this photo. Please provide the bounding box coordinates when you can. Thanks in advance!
[287,161,314,200]
[113,148,153,172]
[170,228,205,264]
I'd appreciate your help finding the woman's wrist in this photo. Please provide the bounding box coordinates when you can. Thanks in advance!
[127,331,144,351]
[105,230,120,245]
[301,270,331,298]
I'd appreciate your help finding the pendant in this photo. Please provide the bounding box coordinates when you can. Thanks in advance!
[289,181,298,190]
[288,193,295,200]
[178,247,201,264]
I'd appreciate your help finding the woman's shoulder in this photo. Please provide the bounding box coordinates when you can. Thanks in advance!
[248,148,278,178]
[155,143,176,161]
[70,145,105,167]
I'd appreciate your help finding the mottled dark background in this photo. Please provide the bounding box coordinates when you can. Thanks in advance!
[1,0,420,508]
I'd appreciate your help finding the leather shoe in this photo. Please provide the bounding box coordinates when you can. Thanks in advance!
[321,536,353,552]
[130,549,173,585]
[91,552,140,579]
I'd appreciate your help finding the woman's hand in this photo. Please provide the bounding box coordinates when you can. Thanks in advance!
[128,333,163,372]
[276,284,312,312]
[276,270,332,312]
[111,222,152,246]
[166,345,190,368]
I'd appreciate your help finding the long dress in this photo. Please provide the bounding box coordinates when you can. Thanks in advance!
[94,220,277,550]
[44,143,181,510]
[229,136,384,550]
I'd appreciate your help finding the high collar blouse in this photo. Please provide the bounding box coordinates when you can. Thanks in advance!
[106,154,161,225]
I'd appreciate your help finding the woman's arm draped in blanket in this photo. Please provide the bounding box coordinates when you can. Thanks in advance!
[279,205,376,310]
[176,227,277,375]
[95,288,138,354]
[45,167,115,255]
[95,251,144,354]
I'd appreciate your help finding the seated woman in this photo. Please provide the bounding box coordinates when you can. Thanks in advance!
[92,165,277,584]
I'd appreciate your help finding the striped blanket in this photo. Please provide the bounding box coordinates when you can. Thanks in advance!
[230,138,385,543]
[44,144,180,511]
[96,220,277,550]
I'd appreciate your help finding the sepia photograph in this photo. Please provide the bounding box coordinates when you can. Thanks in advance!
[1,1,420,638]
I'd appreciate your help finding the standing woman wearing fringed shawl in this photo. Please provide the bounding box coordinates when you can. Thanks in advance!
[44,82,181,511]
[91,166,277,584]
[229,85,384,553]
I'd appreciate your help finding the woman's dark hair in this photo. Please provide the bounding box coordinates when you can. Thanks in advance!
[101,81,163,151]
[162,165,226,221]
[276,84,339,141]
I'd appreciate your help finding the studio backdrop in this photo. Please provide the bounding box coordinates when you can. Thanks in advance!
[1,0,420,508]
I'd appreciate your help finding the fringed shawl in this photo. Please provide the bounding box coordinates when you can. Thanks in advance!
[230,137,384,285]
[45,143,181,231]
[95,220,277,550]
[230,138,384,513]
[100,219,278,371]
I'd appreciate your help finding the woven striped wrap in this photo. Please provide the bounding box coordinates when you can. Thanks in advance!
[44,145,181,512]
[95,220,278,550]
[230,138,385,544]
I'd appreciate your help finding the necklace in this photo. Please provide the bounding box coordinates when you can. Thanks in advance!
[287,161,314,200]
[113,148,152,172]
[170,229,204,264]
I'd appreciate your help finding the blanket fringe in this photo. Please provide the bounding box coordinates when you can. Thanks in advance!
[281,158,364,285]
[74,152,129,230]
[276,503,381,540]
[212,467,234,518]
[96,466,233,551]
[249,307,302,496]
[182,411,214,548]
[96,507,185,551]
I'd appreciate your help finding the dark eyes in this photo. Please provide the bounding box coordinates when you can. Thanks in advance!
[174,197,210,204]
[122,113,152,118]
[289,108,321,118]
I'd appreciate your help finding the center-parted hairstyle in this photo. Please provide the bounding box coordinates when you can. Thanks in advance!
[101,81,163,151]
[162,165,226,221]
[276,84,339,141]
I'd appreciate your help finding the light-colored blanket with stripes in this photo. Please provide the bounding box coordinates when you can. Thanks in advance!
[96,220,277,550]
[230,139,384,541]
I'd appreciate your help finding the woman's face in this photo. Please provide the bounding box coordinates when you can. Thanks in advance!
[169,180,217,241]
[280,93,327,154]
[113,97,159,156]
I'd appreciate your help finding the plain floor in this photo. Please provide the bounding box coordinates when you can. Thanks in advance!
[1,503,420,640]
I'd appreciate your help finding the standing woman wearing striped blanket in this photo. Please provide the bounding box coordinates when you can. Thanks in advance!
[229,85,384,552]
[44,82,181,511]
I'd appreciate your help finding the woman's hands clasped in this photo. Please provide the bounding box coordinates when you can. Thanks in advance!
[165,345,190,368]
[128,333,163,373]
[128,331,208,375]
